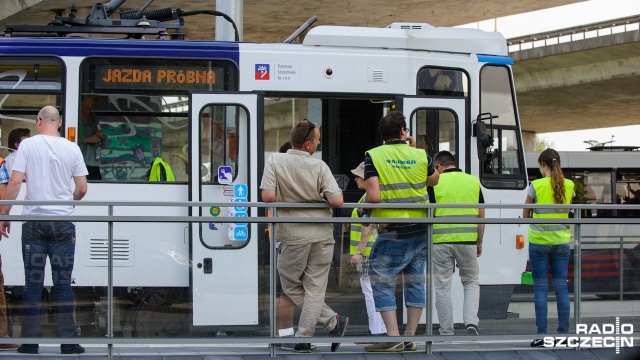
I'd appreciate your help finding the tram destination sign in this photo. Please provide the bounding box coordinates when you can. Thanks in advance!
[94,65,225,91]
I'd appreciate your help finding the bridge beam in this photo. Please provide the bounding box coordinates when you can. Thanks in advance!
[513,29,640,137]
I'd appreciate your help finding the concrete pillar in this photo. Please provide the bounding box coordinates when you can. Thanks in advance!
[215,0,243,41]
[521,130,536,152]
[0,0,43,21]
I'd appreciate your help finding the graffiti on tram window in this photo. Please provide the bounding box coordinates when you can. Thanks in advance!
[94,94,188,181]
[99,120,163,180]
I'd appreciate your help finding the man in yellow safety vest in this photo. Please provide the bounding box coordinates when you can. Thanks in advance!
[360,111,439,352]
[429,150,485,336]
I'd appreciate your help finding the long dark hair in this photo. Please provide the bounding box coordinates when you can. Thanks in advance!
[538,148,565,204]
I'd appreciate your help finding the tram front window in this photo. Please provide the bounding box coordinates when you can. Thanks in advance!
[479,65,526,189]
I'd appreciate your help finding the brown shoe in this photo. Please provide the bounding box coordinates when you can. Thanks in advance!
[0,343,19,350]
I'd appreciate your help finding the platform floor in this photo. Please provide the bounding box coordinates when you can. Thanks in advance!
[0,341,637,359]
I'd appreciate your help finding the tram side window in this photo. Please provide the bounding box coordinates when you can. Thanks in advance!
[200,105,239,184]
[617,172,640,217]
[79,94,189,182]
[479,65,525,189]
[80,57,236,182]
[0,58,63,160]
[412,108,457,160]
[417,67,468,97]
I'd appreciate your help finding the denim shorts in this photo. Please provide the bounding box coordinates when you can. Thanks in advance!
[369,231,427,311]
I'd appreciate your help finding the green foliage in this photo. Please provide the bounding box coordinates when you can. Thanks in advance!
[535,136,555,151]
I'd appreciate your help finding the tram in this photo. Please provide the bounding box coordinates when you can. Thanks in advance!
[0,0,529,336]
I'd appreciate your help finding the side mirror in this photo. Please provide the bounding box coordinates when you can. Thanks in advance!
[473,113,496,162]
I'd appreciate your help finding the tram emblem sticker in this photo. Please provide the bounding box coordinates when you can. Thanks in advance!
[255,64,270,80]
[217,166,233,184]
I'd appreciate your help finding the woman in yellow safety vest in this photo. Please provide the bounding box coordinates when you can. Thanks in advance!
[523,148,574,347]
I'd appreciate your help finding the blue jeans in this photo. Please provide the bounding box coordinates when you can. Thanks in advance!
[529,242,570,334]
[369,231,427,311]
[21,221,78,350]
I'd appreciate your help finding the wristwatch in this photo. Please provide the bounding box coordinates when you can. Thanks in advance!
[356,250,363,255]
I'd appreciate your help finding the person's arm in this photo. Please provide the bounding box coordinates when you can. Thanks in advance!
[426,155,439,187]
[364,176,380,204]
[85,134,103,144]
[262,189,276,203]
[427,169,439,187]
[73,175,88,201]
[260,155,277,203]
[351,224,373,266]
[523,195,534,218]
[326,194,343,207]
[407,136,416,148]
[319,162,343,207]
[0,171,25,238]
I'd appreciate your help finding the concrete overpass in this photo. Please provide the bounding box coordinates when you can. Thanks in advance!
[1,0,583,43]
[510,15,640,149]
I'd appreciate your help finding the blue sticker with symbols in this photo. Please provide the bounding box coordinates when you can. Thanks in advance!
[233,226,249,241]
[234,184,248,198]
[233,197,248,212]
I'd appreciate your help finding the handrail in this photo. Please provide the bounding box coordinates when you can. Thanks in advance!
[1,201,639,225]
[2,199,640,209]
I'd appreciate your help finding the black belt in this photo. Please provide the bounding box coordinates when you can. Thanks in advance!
[379,224,427,239]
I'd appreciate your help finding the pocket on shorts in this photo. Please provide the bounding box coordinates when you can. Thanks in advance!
[379,240,408,265]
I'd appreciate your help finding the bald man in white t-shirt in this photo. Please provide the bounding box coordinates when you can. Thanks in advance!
[0,106,88,355]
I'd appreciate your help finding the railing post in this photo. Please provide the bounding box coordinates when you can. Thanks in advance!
[620,236,624,301]
[269,207,277,358]
[574,208,581,351]
[108,205,114,358]
[426,207,433,355]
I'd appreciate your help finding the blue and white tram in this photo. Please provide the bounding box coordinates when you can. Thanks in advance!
[0,5,528,336]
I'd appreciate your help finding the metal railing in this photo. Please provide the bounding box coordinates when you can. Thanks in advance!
[0,200,639,357]
[507,14,640,52]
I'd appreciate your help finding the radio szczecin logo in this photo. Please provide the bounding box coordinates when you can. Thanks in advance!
[543,317,633,354]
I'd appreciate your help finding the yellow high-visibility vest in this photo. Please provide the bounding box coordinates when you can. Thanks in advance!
[149,157,175,182]
[350,194,376,256]
[366,143,429,220]
[528,177,574,245]
[433,171,480,243]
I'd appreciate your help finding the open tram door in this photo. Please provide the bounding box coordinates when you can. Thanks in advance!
[189,93,260,328]
[400,96,468,326]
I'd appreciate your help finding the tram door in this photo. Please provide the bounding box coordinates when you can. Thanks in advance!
[189,93,259,326]
[402,97,467,325]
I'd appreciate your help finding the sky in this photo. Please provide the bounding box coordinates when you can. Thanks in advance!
[456,0,640,151]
